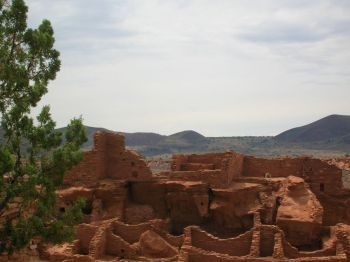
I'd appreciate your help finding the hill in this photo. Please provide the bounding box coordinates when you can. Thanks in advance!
[276,115,350,143]
[1,115,349,158]
[57,127,209,156]
[162,130,206,146]
[71,121,349,157]
[123,132,165,146]
[56,126,111,148]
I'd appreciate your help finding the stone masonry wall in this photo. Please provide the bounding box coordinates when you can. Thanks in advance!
[64,131,151,186]
[190,226,252,256]
[170,152,244,188]
[242,157,343,192]
[226,152,244,183]
[242,157,304,178]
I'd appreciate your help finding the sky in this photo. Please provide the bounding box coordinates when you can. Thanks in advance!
[26,0,350,136]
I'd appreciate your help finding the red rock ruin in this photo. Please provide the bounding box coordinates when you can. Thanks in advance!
[28,131,350,261]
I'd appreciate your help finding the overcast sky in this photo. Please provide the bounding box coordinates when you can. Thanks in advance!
[27,0,350,136]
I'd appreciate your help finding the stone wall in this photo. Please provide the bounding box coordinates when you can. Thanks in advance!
[181,223,347,262]
[190,226,252,256]
[169,152,244,188]
[306,158,343,194]
[111,219,170,244]
[168,170,224,187]
[129,181,168,218]
[64,131,151,186]
[105,231,136,259]
[242,156,344,193]
[226,152,244,183]
[243,157,304,178]
[75,224,98,255]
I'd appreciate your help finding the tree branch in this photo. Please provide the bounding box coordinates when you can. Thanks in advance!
[7,32,17,64]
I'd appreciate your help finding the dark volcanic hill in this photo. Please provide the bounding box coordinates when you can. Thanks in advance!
[123,132,165,146]
[275,114,350,143]
[165,130,206,144]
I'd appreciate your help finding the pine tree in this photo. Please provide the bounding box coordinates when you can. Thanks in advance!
[0,0,87,254]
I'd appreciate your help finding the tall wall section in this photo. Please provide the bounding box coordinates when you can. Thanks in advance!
[64,132,109,186]
[64,131,151,187]
[242,156,344,193]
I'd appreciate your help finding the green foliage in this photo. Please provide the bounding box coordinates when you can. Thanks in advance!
[0,0,87,254]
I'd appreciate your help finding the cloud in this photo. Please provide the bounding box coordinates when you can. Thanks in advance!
[25,0,350,136]
[240,23,326,43]
[238,14,350,44]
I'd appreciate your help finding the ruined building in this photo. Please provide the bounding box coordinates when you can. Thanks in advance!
[34,131,350,261]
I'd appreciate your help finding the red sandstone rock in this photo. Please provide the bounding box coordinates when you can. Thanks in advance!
[138,230,178,258]
[278,176,323,224]
[276,176,324,247]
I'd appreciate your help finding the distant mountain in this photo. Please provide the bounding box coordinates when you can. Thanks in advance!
[276,115,350,143]
[1,115,349,158]
[57,126,207,153]
[168,130,206,144]
[158,130,207,148]
[76,123,349,157]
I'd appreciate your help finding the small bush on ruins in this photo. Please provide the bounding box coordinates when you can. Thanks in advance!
[0,0,87,254]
